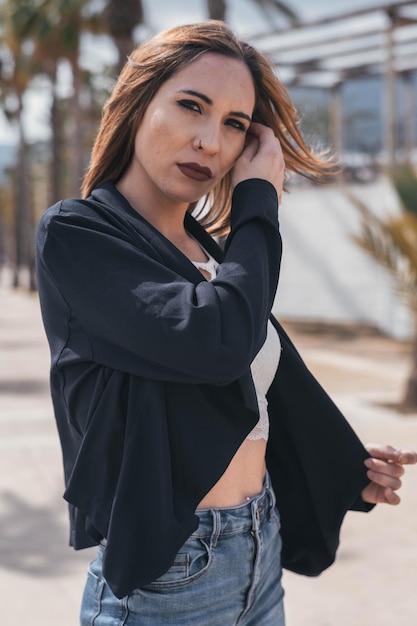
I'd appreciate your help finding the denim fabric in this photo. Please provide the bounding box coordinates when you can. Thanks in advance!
[80,476,285,626]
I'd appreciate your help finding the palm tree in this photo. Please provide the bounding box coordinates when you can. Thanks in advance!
[0,0,107,289]
[101,0,299,84]
[104,0,144,73]
[0,0,38,288]
[350,167,417,411]
[31,0,103,198]
[207,0,227,20]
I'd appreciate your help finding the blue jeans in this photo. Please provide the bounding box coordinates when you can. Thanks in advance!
[80,476,285,625]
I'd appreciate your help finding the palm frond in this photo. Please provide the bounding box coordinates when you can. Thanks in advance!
[392,166,417,217]
[347,191,417,314]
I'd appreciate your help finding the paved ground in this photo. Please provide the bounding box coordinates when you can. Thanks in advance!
[0,282,416,626]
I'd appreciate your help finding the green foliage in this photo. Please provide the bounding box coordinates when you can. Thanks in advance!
[349,173,417,409]
[348,181,417,318]
[392,166,417,217]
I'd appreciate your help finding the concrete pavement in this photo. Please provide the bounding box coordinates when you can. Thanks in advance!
[1,282,416,625]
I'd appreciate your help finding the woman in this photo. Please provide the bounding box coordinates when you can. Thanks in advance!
[36,21,416,626]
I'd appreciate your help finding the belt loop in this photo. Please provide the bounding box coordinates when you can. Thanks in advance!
[266,471,276,519]
[251,498,261,533]
[209,510,221,549]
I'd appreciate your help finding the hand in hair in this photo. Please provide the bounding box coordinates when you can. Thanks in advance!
[231,122,285,204]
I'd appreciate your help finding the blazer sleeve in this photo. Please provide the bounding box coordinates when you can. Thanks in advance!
[266,316,374,577]
[36,179,281,384]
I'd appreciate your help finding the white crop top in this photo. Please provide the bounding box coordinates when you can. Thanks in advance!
[192,248,282,441]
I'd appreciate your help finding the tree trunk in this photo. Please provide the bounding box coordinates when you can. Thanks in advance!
[68,59,85,197]
[207,0,227,20]
[401,330,417,411]
[113,36,136,73]
[105,0,144,74]
[12,164,22,288]
[49,61,64,204]
[13,97,33,289]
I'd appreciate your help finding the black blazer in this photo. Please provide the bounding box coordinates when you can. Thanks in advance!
[36,179,372,599]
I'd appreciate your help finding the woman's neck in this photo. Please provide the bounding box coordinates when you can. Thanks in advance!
[116,175,192,248]
[117,174,212,264]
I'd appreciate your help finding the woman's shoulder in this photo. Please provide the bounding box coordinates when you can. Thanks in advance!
[36,185,159,257]
[39,196,104,227]
[38,182,135,236]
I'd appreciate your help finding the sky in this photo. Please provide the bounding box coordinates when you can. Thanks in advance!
[1,0,416,143]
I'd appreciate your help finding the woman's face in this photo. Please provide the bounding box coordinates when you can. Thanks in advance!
[128,53,256,207]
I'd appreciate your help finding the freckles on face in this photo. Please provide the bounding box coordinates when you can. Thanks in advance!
[141,110,172,158]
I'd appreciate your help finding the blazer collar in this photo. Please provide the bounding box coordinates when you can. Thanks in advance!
[91,182,224,285]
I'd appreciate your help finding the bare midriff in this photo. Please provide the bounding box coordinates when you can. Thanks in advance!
[197,438,267,509]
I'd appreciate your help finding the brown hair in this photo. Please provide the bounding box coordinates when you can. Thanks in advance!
[82,21,335,235]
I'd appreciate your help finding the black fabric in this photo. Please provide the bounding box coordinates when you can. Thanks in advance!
[266,318,372,576]
[36,178,372,599]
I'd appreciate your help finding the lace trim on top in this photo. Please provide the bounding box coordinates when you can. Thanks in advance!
[191,254,219,281]
[191,246,281,442]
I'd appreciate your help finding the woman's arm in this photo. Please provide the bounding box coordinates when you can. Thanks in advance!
[37,122,286,384]
[37,180,281,384]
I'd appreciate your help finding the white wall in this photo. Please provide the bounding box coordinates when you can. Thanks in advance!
[273,177,413,339]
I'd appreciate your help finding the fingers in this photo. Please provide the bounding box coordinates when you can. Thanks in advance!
[398,450,417,465]
[364,457,404,478]
[362,443,417,506]
[364,453,406,493]
[241,123,282,164]
[385,487,401,505]
[240,132,260,163]
[364,464,403,491]
[231,122,285,200]
[365,443,417,465]
[246,121,274,142]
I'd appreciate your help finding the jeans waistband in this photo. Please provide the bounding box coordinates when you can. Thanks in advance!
[192,472,276,539]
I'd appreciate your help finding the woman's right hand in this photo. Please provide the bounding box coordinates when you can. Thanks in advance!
[231,122,285,204]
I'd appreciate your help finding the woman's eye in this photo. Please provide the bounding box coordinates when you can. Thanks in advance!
[226,119,247,132]
[177,99,201,113]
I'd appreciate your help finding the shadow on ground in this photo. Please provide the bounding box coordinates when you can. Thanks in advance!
[0,380,50,394]
[0,490,93,576]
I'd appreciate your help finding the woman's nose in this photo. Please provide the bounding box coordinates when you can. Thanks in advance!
[194,125,220,155]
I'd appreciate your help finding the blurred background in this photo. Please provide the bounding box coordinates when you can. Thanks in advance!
[1,1,417,625]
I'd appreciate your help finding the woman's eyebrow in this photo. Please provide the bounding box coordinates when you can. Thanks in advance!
[177,89,252,123]
[178,89,213,105]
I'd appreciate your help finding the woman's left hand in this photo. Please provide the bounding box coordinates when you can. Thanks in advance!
[361,444,417,505]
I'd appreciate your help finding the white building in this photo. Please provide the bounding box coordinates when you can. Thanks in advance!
[273,177,413,339]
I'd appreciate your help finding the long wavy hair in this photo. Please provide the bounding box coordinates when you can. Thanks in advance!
[82,21,336,235]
